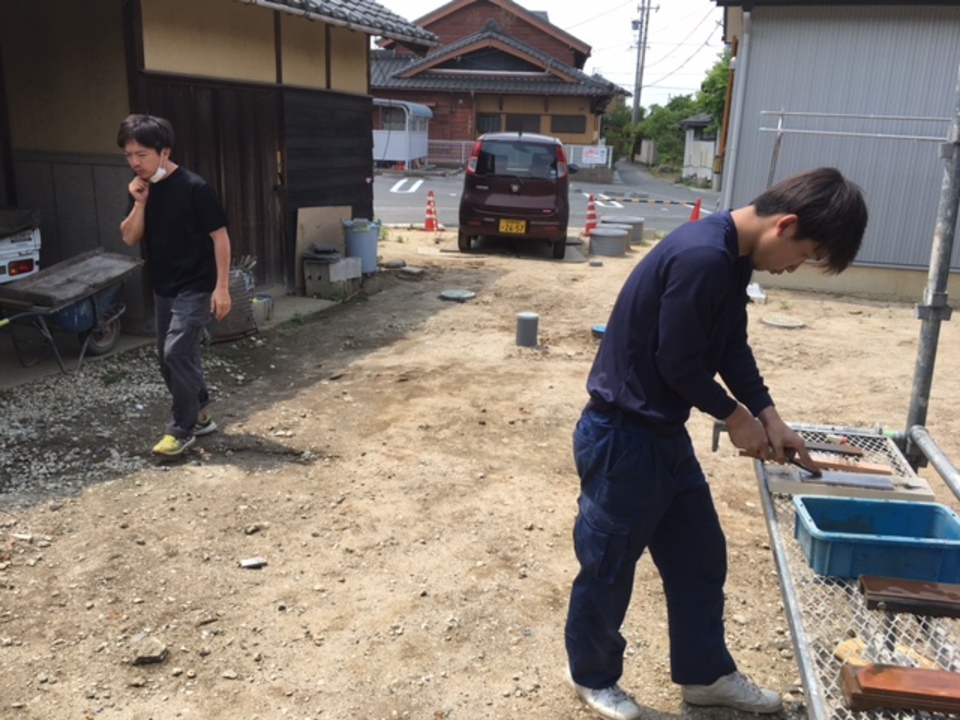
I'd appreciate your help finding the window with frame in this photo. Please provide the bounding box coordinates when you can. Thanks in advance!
[477,113,501,134]
[550,114,587,134]
[505,114,540,133]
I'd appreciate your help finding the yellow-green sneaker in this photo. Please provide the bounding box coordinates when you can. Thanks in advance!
[152,434,196,456]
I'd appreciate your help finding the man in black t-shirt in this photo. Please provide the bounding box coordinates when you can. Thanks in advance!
[118,114,232,457]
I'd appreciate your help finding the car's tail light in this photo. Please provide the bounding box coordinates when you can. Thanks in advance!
[8,259,35,276]
[466,141,482,175]
[556,145,569,178]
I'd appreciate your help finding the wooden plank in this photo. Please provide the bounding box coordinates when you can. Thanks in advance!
[808,453,894,475]
[841,663,960,713]
[859,576,960,618]
[0,251,142,307]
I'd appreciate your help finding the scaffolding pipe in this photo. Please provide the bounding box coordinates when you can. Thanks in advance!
[909,425,960,501]
[905,62,960,467]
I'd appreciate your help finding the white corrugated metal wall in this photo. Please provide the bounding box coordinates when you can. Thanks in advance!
[726,5,960,270]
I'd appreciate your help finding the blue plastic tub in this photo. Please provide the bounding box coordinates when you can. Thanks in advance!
[793,495,960,581]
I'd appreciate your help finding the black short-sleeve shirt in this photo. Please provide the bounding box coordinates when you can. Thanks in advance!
[128,167,228,297]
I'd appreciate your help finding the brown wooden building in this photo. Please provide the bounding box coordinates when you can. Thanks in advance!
[0,0,436,329]
[373,0,627,146]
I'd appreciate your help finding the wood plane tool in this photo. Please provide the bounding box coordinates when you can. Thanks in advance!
[841,662,960,713]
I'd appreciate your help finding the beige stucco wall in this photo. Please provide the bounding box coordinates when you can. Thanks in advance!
[142,0,276,83]
[0,0,128,154]
[756,264,960,304]
[142,1,367,93]
[475,94,594,143]
[281,12,327,89]
[328,26,368,94]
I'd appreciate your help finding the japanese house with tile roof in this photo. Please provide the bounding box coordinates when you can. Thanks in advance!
[372,0,627,147]
[0,0,437,329]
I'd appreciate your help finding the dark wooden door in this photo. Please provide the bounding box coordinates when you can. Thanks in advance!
[141,78,283,287]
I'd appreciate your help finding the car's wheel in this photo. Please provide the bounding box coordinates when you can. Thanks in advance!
[458,231,472,252]
[82,319,121,356]
[552,240,567,260]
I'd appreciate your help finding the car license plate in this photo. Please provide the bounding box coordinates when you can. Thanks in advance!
[499,219,526,234]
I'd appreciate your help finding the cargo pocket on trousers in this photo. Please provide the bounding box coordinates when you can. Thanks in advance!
[573,494,631,585]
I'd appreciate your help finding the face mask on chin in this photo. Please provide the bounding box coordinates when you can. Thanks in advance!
[149,164,167,184]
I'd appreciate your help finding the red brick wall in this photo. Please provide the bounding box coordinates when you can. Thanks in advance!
[429,4,580,67]
[392,1,582,68]
[374,90,476,141]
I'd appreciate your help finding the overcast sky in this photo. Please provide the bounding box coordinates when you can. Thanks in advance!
[380,0,727,111]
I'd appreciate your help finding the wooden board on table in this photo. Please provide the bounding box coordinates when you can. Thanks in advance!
[808,453,894,475]
[763,465,935,501]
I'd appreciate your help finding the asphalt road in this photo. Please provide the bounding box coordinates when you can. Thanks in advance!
[372,160,722,236]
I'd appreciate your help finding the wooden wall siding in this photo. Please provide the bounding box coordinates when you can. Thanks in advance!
[142,77,283,287]
[282,88,374,276]
[418,6,579,66]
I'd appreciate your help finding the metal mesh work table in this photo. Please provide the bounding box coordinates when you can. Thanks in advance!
[754,424,960,720]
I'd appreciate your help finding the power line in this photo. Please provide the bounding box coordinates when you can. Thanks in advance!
[645,23,720,88]
[564,1,634,31]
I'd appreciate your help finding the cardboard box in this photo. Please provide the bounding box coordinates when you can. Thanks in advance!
[304,257,362,299]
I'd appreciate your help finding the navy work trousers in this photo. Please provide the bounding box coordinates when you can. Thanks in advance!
[154,291,212,439]
[564,408,736,690]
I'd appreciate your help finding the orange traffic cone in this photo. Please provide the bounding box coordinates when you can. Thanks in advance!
[583,195,598,236]
[689,197,702,221]
[424,190,438,231]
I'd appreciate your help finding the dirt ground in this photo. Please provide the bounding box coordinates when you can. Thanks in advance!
[1,228,959,720]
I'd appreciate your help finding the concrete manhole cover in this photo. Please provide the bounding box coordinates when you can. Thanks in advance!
[761,314,805,329]
[439,289,476,302]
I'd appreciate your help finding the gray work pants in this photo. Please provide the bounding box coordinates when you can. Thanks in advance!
[154,291,212,439]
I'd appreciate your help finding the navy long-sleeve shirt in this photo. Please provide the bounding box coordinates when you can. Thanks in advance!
[586,211,773,433]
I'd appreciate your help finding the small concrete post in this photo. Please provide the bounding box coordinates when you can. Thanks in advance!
[516,312,539,347]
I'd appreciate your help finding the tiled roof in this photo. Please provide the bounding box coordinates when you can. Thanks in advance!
[251,0,439,49]
[371,23,626,98]
[680,113,712,126]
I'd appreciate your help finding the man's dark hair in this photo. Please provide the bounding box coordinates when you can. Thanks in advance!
[116,114,175,154]
[750,167,868,274]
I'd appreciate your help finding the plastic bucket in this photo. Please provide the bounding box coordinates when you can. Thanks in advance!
[342,219,380,275]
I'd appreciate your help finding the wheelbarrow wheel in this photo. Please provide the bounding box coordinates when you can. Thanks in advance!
[82,319,121,356]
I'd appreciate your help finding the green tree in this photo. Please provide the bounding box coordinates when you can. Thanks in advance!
[600,102,640,160]
[637,94,696,170]
[696,50,731,135]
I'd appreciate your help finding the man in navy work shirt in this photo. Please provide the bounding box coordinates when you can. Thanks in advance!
[118,114,233,457]
[565,168,868,720]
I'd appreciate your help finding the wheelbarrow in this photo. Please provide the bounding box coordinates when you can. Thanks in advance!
[0,249,143,373]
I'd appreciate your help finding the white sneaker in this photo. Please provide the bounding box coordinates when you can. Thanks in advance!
[681,671,782,714]
[567,668,642,720]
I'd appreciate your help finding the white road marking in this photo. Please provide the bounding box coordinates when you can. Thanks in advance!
[390,178,424,194]
[589,193,623,209]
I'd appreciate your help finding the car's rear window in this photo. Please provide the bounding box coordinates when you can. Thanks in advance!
[475,141,558,179]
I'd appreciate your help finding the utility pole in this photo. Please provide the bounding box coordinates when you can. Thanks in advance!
[631,1,655,124]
